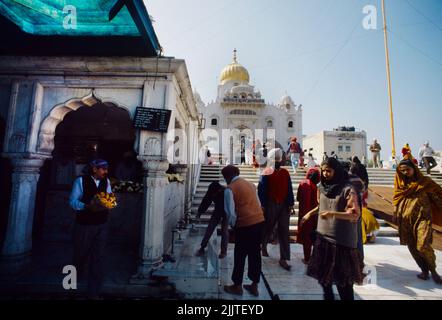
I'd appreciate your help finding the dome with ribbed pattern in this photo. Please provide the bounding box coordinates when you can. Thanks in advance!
[219,49,250,85]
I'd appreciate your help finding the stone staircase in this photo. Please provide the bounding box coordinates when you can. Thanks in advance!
[366,168,442,187]
[151,164,440,296]
[191,164,442,241]
[190,164,417,241]
[192,165,303,239]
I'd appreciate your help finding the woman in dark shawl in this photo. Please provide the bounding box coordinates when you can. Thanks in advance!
[305,157,365,300]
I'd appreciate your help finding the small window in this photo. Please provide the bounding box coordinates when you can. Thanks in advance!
[345,146,351,152]
[338,146,343,152]
[267,120,273,128]
[288,121,294,128]
[211,118,217,126]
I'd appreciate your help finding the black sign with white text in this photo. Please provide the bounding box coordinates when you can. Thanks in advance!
[133,107,171,132]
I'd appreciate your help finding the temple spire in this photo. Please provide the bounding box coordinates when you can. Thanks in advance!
[233,48,237,63]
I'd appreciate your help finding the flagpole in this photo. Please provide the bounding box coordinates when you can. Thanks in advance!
[381,0,396,160]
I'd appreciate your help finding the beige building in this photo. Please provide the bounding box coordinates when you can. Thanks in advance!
[303,127,368,162]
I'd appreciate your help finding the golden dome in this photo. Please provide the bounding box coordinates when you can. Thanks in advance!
[219,49,250,85]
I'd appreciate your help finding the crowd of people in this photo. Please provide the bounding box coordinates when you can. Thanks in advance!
[196,144,442,300]
[67,139,441,300]
[370,139,440,174]
[203,137,440,176]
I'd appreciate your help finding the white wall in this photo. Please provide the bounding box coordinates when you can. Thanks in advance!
[163,181,185,253]
[324,131,367,161]
[303,132,324,162]
[202,84,303,162]
[304,130,367,162]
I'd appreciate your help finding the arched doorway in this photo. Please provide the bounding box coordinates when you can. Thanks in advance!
[229,126,253,164]
[33,101,143,250]
[53,102,135,178]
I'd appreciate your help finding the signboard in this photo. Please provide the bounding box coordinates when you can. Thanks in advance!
[133,107,171,133]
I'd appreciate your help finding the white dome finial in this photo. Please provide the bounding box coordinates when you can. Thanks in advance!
[279,94,294,108]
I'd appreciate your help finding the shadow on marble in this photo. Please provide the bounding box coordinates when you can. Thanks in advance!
[369,237,402,246]
[0,240,142,298]
[277,294,323,300]
[361,262,442,298]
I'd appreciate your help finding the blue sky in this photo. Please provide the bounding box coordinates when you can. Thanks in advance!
[146,0,442,159]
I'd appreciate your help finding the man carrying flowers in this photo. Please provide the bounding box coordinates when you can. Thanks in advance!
[69,159,116,299]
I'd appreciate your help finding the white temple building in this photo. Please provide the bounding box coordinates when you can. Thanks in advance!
[196,50,303,164]
[303,126,368,163]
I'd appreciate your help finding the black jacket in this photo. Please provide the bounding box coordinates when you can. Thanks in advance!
[198,182,225,217]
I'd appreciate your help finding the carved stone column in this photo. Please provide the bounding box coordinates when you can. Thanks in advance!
[1,157,45,274]
[131,158,169,282]
[174,164,189,216]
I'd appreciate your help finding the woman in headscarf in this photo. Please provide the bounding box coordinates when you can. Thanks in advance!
[402,143,411,158]
[258,148,294,271]
[297,168,320,264]
[306,157,364,300]
[350,156,369,190]
[350,156,379,244]
[394,159,442,284]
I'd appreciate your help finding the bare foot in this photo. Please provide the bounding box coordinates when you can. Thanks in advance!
[431,272,442,284]
[279,259,291,271]
[417,272,429,280]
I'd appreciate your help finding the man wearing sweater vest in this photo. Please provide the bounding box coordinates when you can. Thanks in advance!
[222,165,265,297]
[258,148,294,271]
[69,159,112,299]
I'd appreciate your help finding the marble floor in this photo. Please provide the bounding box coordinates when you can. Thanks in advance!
[228,237,442,300]
[1,233,441,300]
[0,241,177,299]
[175,232,442,300]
